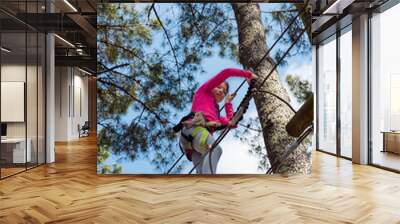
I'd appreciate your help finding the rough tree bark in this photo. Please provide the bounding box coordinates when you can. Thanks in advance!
[232,3,311,174]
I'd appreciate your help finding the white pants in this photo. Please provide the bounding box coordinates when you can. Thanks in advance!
[180,127,223,174]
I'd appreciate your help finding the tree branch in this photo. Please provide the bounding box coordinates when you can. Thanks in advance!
[97,78,173,126]
[204,18,227,41]
[255,90,296,113]
[261,9,298,14]
[99,39,151,67]
[98,24,140,30]
[148,3,154,22]
[97,63,130,75]
[132,108,146,130]
[200,3,207,17]
[150,4,181,86]
[238,123,262,132]
[188,4,203,37]
[98,62,145,89]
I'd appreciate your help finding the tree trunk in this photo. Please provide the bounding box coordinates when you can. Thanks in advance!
[231,3,311,174]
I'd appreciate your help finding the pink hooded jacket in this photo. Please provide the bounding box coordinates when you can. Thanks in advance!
[191,68,252,127]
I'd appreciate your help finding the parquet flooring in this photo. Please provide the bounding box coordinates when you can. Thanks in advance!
[1,136,400,223]
[1,167,26,177]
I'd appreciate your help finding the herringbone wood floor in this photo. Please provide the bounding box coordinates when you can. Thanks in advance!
[1,136,400,224]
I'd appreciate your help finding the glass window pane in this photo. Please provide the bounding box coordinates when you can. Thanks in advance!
[318,37,337,154]
[27,31,38,169]
[371,4,400,171]
[340,29,352,158]
[1,30,27,177]
[0,0,46,179]
[38,32,45,165]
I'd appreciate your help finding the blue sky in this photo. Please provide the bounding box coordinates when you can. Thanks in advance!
[101,3,312,174]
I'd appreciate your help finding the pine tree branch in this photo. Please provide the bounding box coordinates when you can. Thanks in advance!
[97,63,130,75]
[98,62,145,89]
[188,4,203,37]
[204,18,227,41]
[148,3,154,22]
[97,78,173,126]
[200,3,207,16]
[99,39,151,67]
[132,108,146,130]
[150,4,181,83]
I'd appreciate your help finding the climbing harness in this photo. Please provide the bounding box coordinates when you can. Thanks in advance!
[166,1,312,174]
[173,112,224,163]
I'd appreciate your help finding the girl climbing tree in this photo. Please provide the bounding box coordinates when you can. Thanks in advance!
[97,3,312,174]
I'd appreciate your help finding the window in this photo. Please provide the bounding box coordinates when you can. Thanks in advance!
[317,36,337,154]
[370,3,400,171]
[0,1,46,179]
[340,28,352,158]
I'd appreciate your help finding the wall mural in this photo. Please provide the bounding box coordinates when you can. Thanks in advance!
[97,3,312,175]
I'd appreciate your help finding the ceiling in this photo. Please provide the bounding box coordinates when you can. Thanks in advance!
[0,0,97,73]
[311,0,390,44]
[5,0,392,71]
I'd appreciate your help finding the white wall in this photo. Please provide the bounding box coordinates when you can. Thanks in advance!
[54,67,89,141]
[72,72,89,138]
[1,65,43,137]
[55,66,69,141]
[1,65,26,139]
